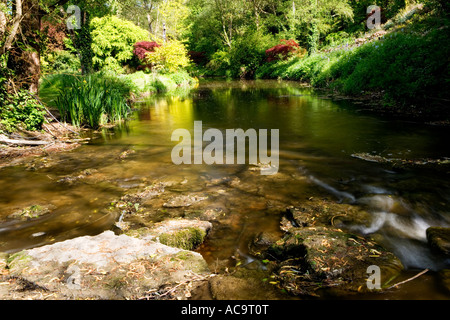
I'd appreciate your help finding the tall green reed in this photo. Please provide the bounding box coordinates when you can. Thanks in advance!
[55,74,131,128]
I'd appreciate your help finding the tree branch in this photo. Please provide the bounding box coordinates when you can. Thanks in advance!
[1,0,23,54]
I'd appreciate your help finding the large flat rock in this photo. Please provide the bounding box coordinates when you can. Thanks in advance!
[2,231,210,299]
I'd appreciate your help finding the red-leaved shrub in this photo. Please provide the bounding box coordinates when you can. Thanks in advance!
[265,39,303,62]
[133,41,161,61]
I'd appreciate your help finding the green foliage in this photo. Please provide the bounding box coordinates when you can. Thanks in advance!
[0,90,45,133]
[121,70,197,94]
[306,22,320,54]
[206,50,232,76]
[145,40,191,73]
[257,24,450,108]
[168,71,196,86]
[325,31,351,47]
[73,14,94,75]
[41,50,81,74]
[91,15,149,73]
[54,73,132,128]
[228,30,276,78]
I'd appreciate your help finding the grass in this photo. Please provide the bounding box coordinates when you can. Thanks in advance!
[256,17,450,111]
[122,71,198,94]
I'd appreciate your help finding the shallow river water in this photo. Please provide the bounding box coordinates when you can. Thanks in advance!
[1,80,449,299]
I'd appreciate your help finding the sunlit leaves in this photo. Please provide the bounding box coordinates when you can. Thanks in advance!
[90,15,149,72]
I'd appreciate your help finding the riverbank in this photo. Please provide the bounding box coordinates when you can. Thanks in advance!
[0,120,84,169]
[255,14,450,122]
[0,71,198,168]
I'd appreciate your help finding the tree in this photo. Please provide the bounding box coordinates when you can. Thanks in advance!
[90,15,149,72]
[64,0,112,74]
[116,0,161,36]
[1,0,41,92]
[290,0,353,53]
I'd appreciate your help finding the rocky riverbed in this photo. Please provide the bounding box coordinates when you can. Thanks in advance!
[1,144,450,300]
[2,170,449,299]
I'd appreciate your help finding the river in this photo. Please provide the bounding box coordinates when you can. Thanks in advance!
[1,80,449,299]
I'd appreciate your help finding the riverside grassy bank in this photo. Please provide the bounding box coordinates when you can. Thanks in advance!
[255,14,450,122]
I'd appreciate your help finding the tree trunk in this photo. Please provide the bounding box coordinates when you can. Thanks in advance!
[69,10,93,75]
[147,13,153,34]
[1,0,22,55]
[4,0,41,93]
[0,7,8,39]
[20,0,41,93]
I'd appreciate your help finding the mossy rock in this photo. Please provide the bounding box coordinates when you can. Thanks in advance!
[172,251,210,274]
[159,227,207,251]
[267,226,403,296]
[280,202,372,232]
[426,227,450,256]
[0,231,212,299]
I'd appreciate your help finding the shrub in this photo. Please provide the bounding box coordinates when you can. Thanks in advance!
[168,71,196,86]
[228,30,276,78]
[206,50,231,76]
[133,41,161,71]
[324,31,351,47]
[145,40,191,73]
[188,51,207,66]
[133,41,161,60]
[91,16,149,73]
[42,50,80,74]
[0,90,45,133]
[41,20,68,52]
[265,39,305,62]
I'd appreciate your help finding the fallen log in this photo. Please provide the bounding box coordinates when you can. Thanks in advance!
[0,134,50,146]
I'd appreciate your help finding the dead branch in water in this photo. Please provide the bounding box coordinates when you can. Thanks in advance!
[386,268,429,290]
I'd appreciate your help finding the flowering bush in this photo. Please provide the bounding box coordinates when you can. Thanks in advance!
[265,39,305,62]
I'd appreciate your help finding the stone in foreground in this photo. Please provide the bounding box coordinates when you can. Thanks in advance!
[2,231,210,299]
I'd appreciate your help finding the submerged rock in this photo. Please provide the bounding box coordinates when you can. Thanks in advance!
[280,202,372,232]
[248,231,280,257]
[163,195,208,208]
[267,226,403,296]
[208,274,281,300]
[426,227,450,256]
[57,168,100,184]
[439,269,450,293]
[7,204,55,221]
[1,231,210,299]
